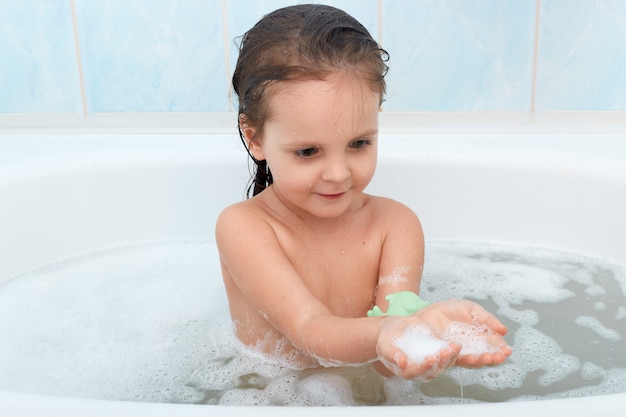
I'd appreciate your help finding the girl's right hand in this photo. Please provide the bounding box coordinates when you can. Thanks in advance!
[376,315,461,381]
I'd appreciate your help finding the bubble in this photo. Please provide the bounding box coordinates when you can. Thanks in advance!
[0,240,225,403]
[1,240,625,405]
[581,362,605,381]
[511,326,580,387]
[575,316,622,342]
[443,321,500,355]
[392,325,449,364]
[586,284,606,296]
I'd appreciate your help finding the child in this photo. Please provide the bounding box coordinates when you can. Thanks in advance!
[216,4,512,380]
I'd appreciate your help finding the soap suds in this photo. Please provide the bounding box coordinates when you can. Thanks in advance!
[575,316,622,342]
[1,240,625,405]
[378,266,411,286]
[392,325,449,364]
[443,321,500,355]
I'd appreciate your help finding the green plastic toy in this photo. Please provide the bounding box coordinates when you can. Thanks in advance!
[367,291,430,317]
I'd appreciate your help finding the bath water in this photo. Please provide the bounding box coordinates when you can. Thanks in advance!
[0,240,624,405]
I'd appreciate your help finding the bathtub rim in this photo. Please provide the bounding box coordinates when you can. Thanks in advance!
[1,111,626,135]
[1,390,625,416]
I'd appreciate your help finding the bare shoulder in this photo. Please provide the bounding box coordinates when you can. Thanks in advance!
[216,199,255,224]
[365,195,422,227]
[215,198,267,239]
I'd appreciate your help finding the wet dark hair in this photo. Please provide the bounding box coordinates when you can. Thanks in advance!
[232,4,389,197]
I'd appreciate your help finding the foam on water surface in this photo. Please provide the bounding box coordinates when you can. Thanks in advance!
[0,240,625,405]
[0,240,226,403]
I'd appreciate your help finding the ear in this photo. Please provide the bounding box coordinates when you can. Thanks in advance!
[239,115,265,161]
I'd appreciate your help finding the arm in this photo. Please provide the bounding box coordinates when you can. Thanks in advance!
[370,201,511,378]
[366,200,431,374]
[217,202,511,378]
[216,204,388,365]
[373,199,425,311]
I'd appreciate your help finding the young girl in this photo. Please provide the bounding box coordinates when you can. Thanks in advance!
[216,4,512,380]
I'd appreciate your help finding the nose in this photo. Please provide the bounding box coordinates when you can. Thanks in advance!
[321,155,350,183]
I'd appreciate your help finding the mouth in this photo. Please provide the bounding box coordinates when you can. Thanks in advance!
[318,192,346,200]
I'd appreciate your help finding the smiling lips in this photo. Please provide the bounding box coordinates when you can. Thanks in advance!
[318,192,346,200]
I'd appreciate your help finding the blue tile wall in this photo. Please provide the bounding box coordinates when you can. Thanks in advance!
[1,0,625,114]
[383,0,536,111]
[0,1,82,112]
[75,0,227,112]
[536,0,626,111]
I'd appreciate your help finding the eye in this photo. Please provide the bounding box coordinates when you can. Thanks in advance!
[295,147,319,158]
[350,139,372,150]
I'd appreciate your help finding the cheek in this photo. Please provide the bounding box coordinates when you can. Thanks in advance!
[271,162,311,189]
[358,156,377,182]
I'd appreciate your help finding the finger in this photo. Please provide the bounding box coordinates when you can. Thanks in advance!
[402,344,459,380]
[393,350,409,371]
[456,353,478,367]
[468,305,508,335]
[484,315,508,335]
[422,349,459,380]
[457,348,510,368]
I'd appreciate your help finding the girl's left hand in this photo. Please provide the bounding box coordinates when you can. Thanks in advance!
[414,299,512,368]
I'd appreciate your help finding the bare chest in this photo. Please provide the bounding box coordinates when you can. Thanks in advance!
[279,228,381,317]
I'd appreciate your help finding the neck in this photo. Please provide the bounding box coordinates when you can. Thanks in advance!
[262,185,366,232]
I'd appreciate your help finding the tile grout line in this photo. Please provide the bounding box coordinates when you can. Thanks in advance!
[530,0,541,113]
[221,0,233,112]
[70,0,88,116]
[378,0,384,111]
[378,0,384,45]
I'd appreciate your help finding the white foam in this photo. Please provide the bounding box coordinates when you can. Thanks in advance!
[575,316,622,342]
[443,321,500,355]
[586,284,606,296]
[511,326,580,387]
[378,266,411,286]
[0,240,225,403]
[497,305,539,326]
[449,363,526,391]
[421,243,579,320]
[1,240,625,405]
[391,320,502,375]
[581,362,606,381]
[393,325,450,364]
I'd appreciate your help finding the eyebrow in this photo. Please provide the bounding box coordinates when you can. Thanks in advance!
[282,129,379,149]
[353,128,378,139]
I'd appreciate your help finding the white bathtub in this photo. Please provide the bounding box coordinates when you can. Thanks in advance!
[1,121,625,416]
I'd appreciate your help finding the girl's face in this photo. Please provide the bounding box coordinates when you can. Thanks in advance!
[245,73,380,220]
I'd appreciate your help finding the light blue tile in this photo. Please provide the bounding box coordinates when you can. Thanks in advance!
[382,0,536,111]
[75,0,228,112]
[226,0,379,107]
[536,0,626,111]
[0,1,82,113]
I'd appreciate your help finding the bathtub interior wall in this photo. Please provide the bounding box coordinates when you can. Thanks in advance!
[372,134,626,263]
[0,135,246,282]
[2,131,626,284]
